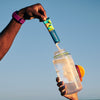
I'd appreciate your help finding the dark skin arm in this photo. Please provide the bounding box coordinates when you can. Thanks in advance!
[0,3,47,60]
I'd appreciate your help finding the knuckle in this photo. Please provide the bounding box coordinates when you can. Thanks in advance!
[61,91,66,96]
[56,77,59,82]
[37,3,41,6]
[59,87,61,92]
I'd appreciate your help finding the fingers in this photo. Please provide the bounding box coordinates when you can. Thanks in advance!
[57,81,64,87]
[39,5,47,19]
[59,84,67,96]
[27,3,47,21]
[33,4,47,21]
[20,3,47,21]
[32,10,46,21]
[30,17,34,20]
[56,77,67,96]
[59,86,65,91]
[56,77,60,82]
[61,91,67,96]
[56,77,64,87]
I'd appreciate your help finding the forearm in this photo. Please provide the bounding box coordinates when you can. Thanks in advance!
[0,18,22,60]
[0,3,47,60]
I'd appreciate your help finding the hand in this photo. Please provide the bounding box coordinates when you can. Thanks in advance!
[17,3,47,21]
[56,77,78,100]
[56,65,85,100]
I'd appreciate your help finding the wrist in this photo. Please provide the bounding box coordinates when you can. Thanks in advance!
[12,10,25,24]
[69,93,78,100]
[17,9,25,19]
[71,95,78,100]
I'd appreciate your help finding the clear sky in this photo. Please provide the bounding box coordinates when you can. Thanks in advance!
[0,0,100,100]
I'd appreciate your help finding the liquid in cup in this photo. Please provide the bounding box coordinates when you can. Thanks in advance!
[43,17,82,94]
[53,49,82,94]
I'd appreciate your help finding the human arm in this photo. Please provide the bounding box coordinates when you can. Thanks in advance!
[0,3,47,60]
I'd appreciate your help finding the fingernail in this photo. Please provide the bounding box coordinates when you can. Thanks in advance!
[57,81,63,87]
[56,77,60,82]
[43,17,46,21]
[59,86,65,92]
[61,91,66,96]
[30,17,34,20]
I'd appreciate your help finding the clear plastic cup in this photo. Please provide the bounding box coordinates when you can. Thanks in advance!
[53,49,82,94]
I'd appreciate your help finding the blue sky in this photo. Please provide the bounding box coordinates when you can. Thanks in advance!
[0,0,100,100]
